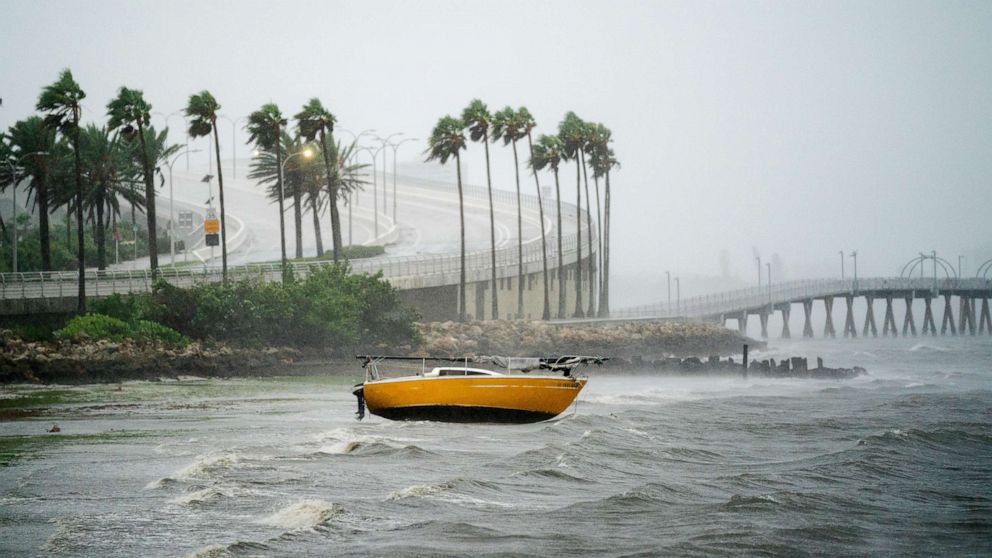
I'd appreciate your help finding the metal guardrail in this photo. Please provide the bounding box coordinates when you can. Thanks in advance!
[613,277,992,320]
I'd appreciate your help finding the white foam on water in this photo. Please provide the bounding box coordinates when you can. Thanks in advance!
[183,544,228,558]
[258,499,340,529]
[910,343,949,352]
[388,482,452,500]
[175,452,241,480]
[169,487,230,506]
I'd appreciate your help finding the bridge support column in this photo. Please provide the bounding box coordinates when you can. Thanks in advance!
[737,312,748,335]
[940,294,957,336]
[823,297,836,338]
[882,296,897,337]
[780,304,791,339]
[979,298,992,335]
[862,295,878,337]
[843,296,857,338]
[759,311,769,339]
[902,296,917,336]
[802,299,814,338]
[922,296,937,336]
[959,296,976,335]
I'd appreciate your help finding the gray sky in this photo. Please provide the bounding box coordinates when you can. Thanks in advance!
[2,0,990,294]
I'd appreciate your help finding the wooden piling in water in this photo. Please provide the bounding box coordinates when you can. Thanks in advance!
[863,295,878,338]
[922,296,936,336]
[882,296,897,337]
[902,296,917,336]
[802,299,814,338]
[823,296,836,338]
[843,295,857,338]
[941,294,957,336]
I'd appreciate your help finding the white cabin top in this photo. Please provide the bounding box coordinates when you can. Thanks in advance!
[423,367,502,377]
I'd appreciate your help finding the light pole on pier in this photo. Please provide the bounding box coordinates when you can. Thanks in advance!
[850,250,858,293]
[766,262,772,316]
[932,250,937,294]
[839,250,845,279]
[666,271,671,315]
[756,256,762,289]
[675,276,681,316]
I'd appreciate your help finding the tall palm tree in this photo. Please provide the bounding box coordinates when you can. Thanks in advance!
[462,99,499,320]
[295,98,343,262]
[185,90,228,281]
[586,123,612,315]
[530,134,566,319]
[249,132,307,258]
[245,103,288,270]
[491,106,526,319]
[426,116,468,322]
[518,107,551,320]
[1,117,57,270]
[107,86,159,273]
[71,125,145,269]
[558,111,585,318]
[590,144,618,318]
[37,69,86,311]
[579,122,597,317]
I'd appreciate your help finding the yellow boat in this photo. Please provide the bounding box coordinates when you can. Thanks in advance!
[352,356,605,423]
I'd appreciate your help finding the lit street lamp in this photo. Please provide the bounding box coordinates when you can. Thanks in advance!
[4,150,48,273]
[279,146,315,267]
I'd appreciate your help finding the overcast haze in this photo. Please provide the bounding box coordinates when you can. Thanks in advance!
[2,0,990,302]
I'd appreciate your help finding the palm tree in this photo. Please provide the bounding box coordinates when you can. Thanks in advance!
[585,123,612,316]
[185,90,228,281]
[295,98,343,262]
[518,107,551,320]
[74,125,145,269]
[245,103,288,270]
[1,117,57,270]
[579,122,597,317]
[426,116,468,322]
[590,144,618,317]
[37,69,86,311]
[558,111,585,318]
[530,134,566,319]
[249,132,305,258]
[491,106,526,319]
[107,86,159,273]
[462,99,499,320]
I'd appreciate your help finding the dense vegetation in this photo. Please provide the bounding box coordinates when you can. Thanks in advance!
[66,265,419,352]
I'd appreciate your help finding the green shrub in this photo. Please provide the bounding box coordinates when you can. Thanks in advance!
[55,313,188,347]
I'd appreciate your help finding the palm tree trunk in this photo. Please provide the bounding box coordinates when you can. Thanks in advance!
[594,174,605,317]
[293,183,303,259]
[580,149,594,317]
[319,130,341,263]
[554,169,565,319]
[483,135,498,320]
[601,170,611,317]
[212,123,227,282]
[526,133,551,321]
[573,158,584,318]
[38,172,51,271]
[275,128,287,272]
[456,152,466,322]
[512,140,523,319]
[95,189,106,270]
[73,122,85,312]
[310,196,323,257]
[136,122,158,274]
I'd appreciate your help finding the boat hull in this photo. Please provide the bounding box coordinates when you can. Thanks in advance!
[362,376,587,424]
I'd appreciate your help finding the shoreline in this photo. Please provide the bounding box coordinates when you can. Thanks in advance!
[0,320,759,385]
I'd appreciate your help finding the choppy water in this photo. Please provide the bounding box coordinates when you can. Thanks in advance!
[1,337,991,556]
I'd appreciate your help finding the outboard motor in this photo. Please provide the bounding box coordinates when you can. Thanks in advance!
[352,385,365,420]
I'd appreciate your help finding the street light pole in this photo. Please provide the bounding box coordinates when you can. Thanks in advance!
[389,137,417,222]
[675,276,681,316]
[219,115,246,179]
[850,250,858,293]
[4,151,48,273]
[374,133,403,218]
[358,146,379,240]
[839,250,845,279]
[278,146,315,269]
[165,149,199,266]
